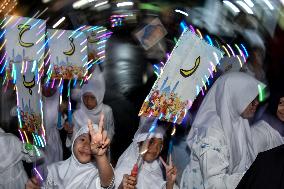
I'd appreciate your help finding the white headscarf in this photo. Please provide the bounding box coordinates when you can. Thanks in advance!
[0,128,36,188]
[46,124,101,189]
[0,128,27,172]
[73,66,106,130]
[115,117,167,189]
[187,72,262,173]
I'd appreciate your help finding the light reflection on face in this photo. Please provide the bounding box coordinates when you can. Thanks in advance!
[140,138,163,163]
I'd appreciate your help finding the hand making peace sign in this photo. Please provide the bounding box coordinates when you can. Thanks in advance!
[160,155,177,185]
[88,114,110,157]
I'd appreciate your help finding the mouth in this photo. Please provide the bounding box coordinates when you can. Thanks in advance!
[78,148,91,156]
[145,151,157,156]
[277,111,284,118]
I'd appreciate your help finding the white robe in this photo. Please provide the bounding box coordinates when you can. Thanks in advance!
[66,67,114,148]
[43,124,114,189]
[251,120,284,153]
[40,91,63,178]
[115,117,178,189]
[0,128,39,189]
[180,72,269,189]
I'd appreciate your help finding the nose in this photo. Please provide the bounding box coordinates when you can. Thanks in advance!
[252,100,259,107]
[85,96,91,104]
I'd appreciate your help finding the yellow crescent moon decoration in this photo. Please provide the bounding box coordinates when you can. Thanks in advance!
[23,75,35,95]
[180,56,201,78]
[18,24,34,48]
[87,31,99,43]
[63,37,75,56]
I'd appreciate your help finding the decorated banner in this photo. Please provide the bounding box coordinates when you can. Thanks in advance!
[4,15,46,62]
[135,18,167,50]
[14,60,45,147]
[47,29,88,80]
[139,30,224,124]
[82,26,112,64]
[4,15,46,79]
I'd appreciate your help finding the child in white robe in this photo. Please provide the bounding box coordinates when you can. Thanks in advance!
[180,72,272,189]
[66,66,114,148]
[0,127,43,189]
[115,117,178,189]
[250,89,284,154]
[26,115,115,189]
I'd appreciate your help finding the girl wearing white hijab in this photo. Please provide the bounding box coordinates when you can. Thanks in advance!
[180,72,265,189]
[115,117,178,189]
[26,115,115,189]
[40,88,63,178]
[66,66,114,147]
[0,127,42,189]
[249,89,284,154]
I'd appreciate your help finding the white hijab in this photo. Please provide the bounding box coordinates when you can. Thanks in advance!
[187,72,262,173]
[46,124,100,189]
[0,128,26,172]
[115,117,167,189]
[0,128,29,188]
[73,66,106,129]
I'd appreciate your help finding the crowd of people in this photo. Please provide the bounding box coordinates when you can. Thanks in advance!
[0,62,283,189]
[1,37,284,189]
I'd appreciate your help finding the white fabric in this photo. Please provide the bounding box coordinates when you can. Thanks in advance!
[44,124,104,189]
[115,116,178,189]
[0,128,37,189]
[251,120,284,154]
[180,123,245,189]
[180,72,262,189]
[40,90,63,178]
[68,67,114,148]
[133,117,165,143]
[75,66,106,123]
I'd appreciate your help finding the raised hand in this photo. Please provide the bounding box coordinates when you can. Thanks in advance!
[119,174,137,189]
[88,114,110,157]
[25,177,40,189]
[160,155,177,187]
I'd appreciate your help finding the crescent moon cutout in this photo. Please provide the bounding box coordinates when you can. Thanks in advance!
[63,37,75,56]
[18,24,34,48]
[180,56,201,78]
[23,75,35,95]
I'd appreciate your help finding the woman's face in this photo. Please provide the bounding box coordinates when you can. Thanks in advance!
[73,133,92,164]
[241,97,259,119]
[277,97,284,122]
[141,138,163,163]
[83,92,97,110]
